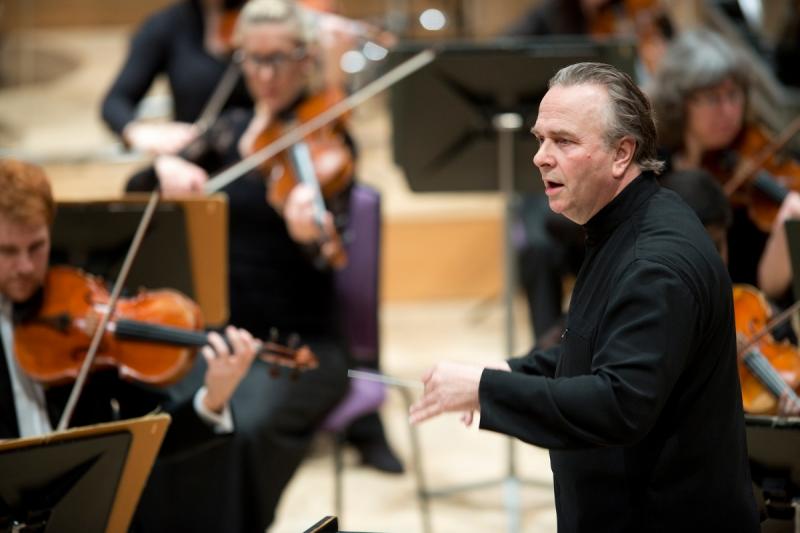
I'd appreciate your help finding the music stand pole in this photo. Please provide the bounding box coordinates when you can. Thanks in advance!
[494,112,524,533]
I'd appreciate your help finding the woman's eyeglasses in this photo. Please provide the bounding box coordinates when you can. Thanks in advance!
[235,47,307,73]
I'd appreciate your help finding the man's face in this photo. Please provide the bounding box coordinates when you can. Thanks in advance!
[0,215,50,303]
[685,77,745,152]
[532,84,624,225]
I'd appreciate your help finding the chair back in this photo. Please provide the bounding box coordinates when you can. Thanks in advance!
[334,184,381,364]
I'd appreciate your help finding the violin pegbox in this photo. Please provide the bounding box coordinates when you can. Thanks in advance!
[258,328,319,379]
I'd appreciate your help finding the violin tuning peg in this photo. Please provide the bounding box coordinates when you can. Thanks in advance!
[287,332,301,349]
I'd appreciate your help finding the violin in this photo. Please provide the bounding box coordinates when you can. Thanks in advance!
[704,122,800,232]
[732,284,800,414]
[254,87,355,269]
[14,266,318,387]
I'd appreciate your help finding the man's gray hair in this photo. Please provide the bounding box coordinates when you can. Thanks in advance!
[649,30,749,152]
[549,62,664,174]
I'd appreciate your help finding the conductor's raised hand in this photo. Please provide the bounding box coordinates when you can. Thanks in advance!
[408,361,486,425]
[202,326,258,414]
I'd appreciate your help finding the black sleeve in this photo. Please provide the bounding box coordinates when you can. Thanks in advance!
[124,110,244,192]
[101,11,172,135]
[157,395,229,459]
[479,260,699,449]
[507,345,560,377]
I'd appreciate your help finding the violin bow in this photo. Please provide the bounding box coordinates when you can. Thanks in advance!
[736,298,800,357]
[56,189,163,431]
[203,48,436,194]
[724,114,800,197]
[195,60,243,134]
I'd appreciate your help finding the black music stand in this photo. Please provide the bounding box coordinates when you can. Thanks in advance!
[50,201,194,300]
[304,515,386,533]
[49,196,230,326]
[390,37,637,533]
[0,415,169,533]
[785,220,800,300]
[745,415,800,530]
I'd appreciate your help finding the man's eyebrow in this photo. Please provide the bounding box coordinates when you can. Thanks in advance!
[530,127,575,138]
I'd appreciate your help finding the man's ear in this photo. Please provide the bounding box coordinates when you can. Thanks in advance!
[612,136,636,178]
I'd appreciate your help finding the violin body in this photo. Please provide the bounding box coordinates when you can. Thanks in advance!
[254,88,354,268]
[14,266,203,387]
[733,284,800,413]
[255,87,354,211]
[705,124,800,232]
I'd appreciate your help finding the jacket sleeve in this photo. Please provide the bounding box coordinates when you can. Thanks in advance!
[478,259,699,449]
[101,12,171,135]
[507,345,560,378]
[157,395,229,459]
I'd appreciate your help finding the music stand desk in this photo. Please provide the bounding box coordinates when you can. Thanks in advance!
[53,195,229,326]
[0,414,170,533]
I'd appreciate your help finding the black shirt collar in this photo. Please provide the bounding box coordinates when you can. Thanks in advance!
[584,171,658,245]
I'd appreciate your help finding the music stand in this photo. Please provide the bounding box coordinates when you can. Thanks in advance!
[50,196,229,326]
[0,414,169,533]
[785,220,800,301]
[390,37,637,533]
[745,414,800,529]
[304,515,388,533]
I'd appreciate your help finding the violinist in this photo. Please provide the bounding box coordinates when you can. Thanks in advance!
[0,159,260,525]
[101,0,253,155]
[128,1,358,529]
[659,168,800,417]
[650,29,800,303]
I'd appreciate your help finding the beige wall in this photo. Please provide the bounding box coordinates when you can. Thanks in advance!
[2,0,173,29]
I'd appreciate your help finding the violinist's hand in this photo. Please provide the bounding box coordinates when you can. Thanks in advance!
[155,155,209,196]
[123,121,199,155]
[284,183,334,244]
[202,326,258,414]
[777,390,800,417]
[776,191,800,227]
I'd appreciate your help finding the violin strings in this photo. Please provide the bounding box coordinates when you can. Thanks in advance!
[114,319,208,347]
[744,349,792,399]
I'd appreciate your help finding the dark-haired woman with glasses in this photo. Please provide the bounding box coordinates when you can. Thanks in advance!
[101,0,253,155]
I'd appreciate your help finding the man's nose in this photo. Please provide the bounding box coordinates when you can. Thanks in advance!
[15,253,35,273]
[533,141,552,169]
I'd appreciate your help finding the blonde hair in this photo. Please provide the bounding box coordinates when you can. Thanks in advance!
[0,159,55,226]
[235,0,311,46]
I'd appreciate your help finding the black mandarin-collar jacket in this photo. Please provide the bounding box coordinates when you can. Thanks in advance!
[480,173,759,532]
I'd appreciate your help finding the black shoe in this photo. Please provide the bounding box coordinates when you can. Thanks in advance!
[357,442,405,474]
